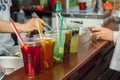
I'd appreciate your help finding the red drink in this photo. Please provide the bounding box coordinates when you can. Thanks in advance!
[51,0,56,9]
[21,41,43,76]
[78,2,87,10]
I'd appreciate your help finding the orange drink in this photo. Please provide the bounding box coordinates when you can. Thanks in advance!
[42,37,55,69]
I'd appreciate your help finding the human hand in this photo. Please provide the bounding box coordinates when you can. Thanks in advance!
[21,18,45,32]
[90,27,114,41]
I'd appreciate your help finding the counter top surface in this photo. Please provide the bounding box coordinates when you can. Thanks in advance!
[3,32,110,80]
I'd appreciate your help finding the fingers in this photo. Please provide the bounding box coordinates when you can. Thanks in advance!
[90,27,101,32]
[91,32,101,39]
[90,27,107,32]
[91,31,101,36]
[32,18,46,25]
[29,18,37,22]
[89,27,114,41]
[39,19,46,25]
[90,29,105,40]
[31,18,43,30]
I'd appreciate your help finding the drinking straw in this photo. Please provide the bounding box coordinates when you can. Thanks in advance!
[35,21,42,38]
[55,13,59,33]
[32,12,39,18]
[10,19,25,46]
[43,27,48,32]
[32,12,54,32]
[59,16,64,43]
[44,24,55,32]
[35,19,44,38]
[58,12,67,29]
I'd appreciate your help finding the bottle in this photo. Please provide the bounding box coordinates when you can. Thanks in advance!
[17,8,26,45]
[17,8,25,23]
[94,0,103,14]
[51,0,56,10]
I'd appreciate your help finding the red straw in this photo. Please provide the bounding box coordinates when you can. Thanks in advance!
[10,19,25,46]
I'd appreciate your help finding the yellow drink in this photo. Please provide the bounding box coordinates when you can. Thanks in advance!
[70,27,79,53]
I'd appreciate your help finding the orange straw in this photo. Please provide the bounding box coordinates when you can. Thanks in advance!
[10,19,25,46]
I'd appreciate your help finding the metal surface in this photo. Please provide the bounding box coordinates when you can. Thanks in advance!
[0,45,23,68]
[61,7,111,19]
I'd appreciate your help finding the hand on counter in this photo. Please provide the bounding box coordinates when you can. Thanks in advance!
[89,27,114,41]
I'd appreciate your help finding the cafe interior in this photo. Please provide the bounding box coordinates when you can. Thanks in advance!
[1,0,120,80]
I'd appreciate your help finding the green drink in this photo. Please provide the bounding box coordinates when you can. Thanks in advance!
[54,33,65,63]
[44,32,65,63]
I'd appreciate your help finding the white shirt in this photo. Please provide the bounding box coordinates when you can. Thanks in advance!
[113,31,119,43]
[109,29,120,71]
[0,0,14,54]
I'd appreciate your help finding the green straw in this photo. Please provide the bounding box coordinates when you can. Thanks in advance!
[58,13,67,29]
[59,16,64,44]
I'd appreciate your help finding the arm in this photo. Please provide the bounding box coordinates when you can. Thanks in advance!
[0,19,13,32]
[0,18,41,33]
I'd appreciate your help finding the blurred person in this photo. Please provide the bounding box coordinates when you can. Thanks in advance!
[90,27,120,72]
[0,0,14,55]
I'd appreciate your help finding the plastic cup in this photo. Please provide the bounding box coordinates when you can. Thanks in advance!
[21,37,43,76]
[63,30,71,57]
[45,31,65,63]
[54,33,65,62]
[41,37,55,69]
[66,24,79,54]
[34,34,55,69]
[45,30,71,62]
[0,61,5,79]
[78,1,87,10]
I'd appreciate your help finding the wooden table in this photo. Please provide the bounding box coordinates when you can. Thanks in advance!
[3,31,114,80]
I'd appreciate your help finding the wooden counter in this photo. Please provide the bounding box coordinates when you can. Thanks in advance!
[3,32,114,80]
